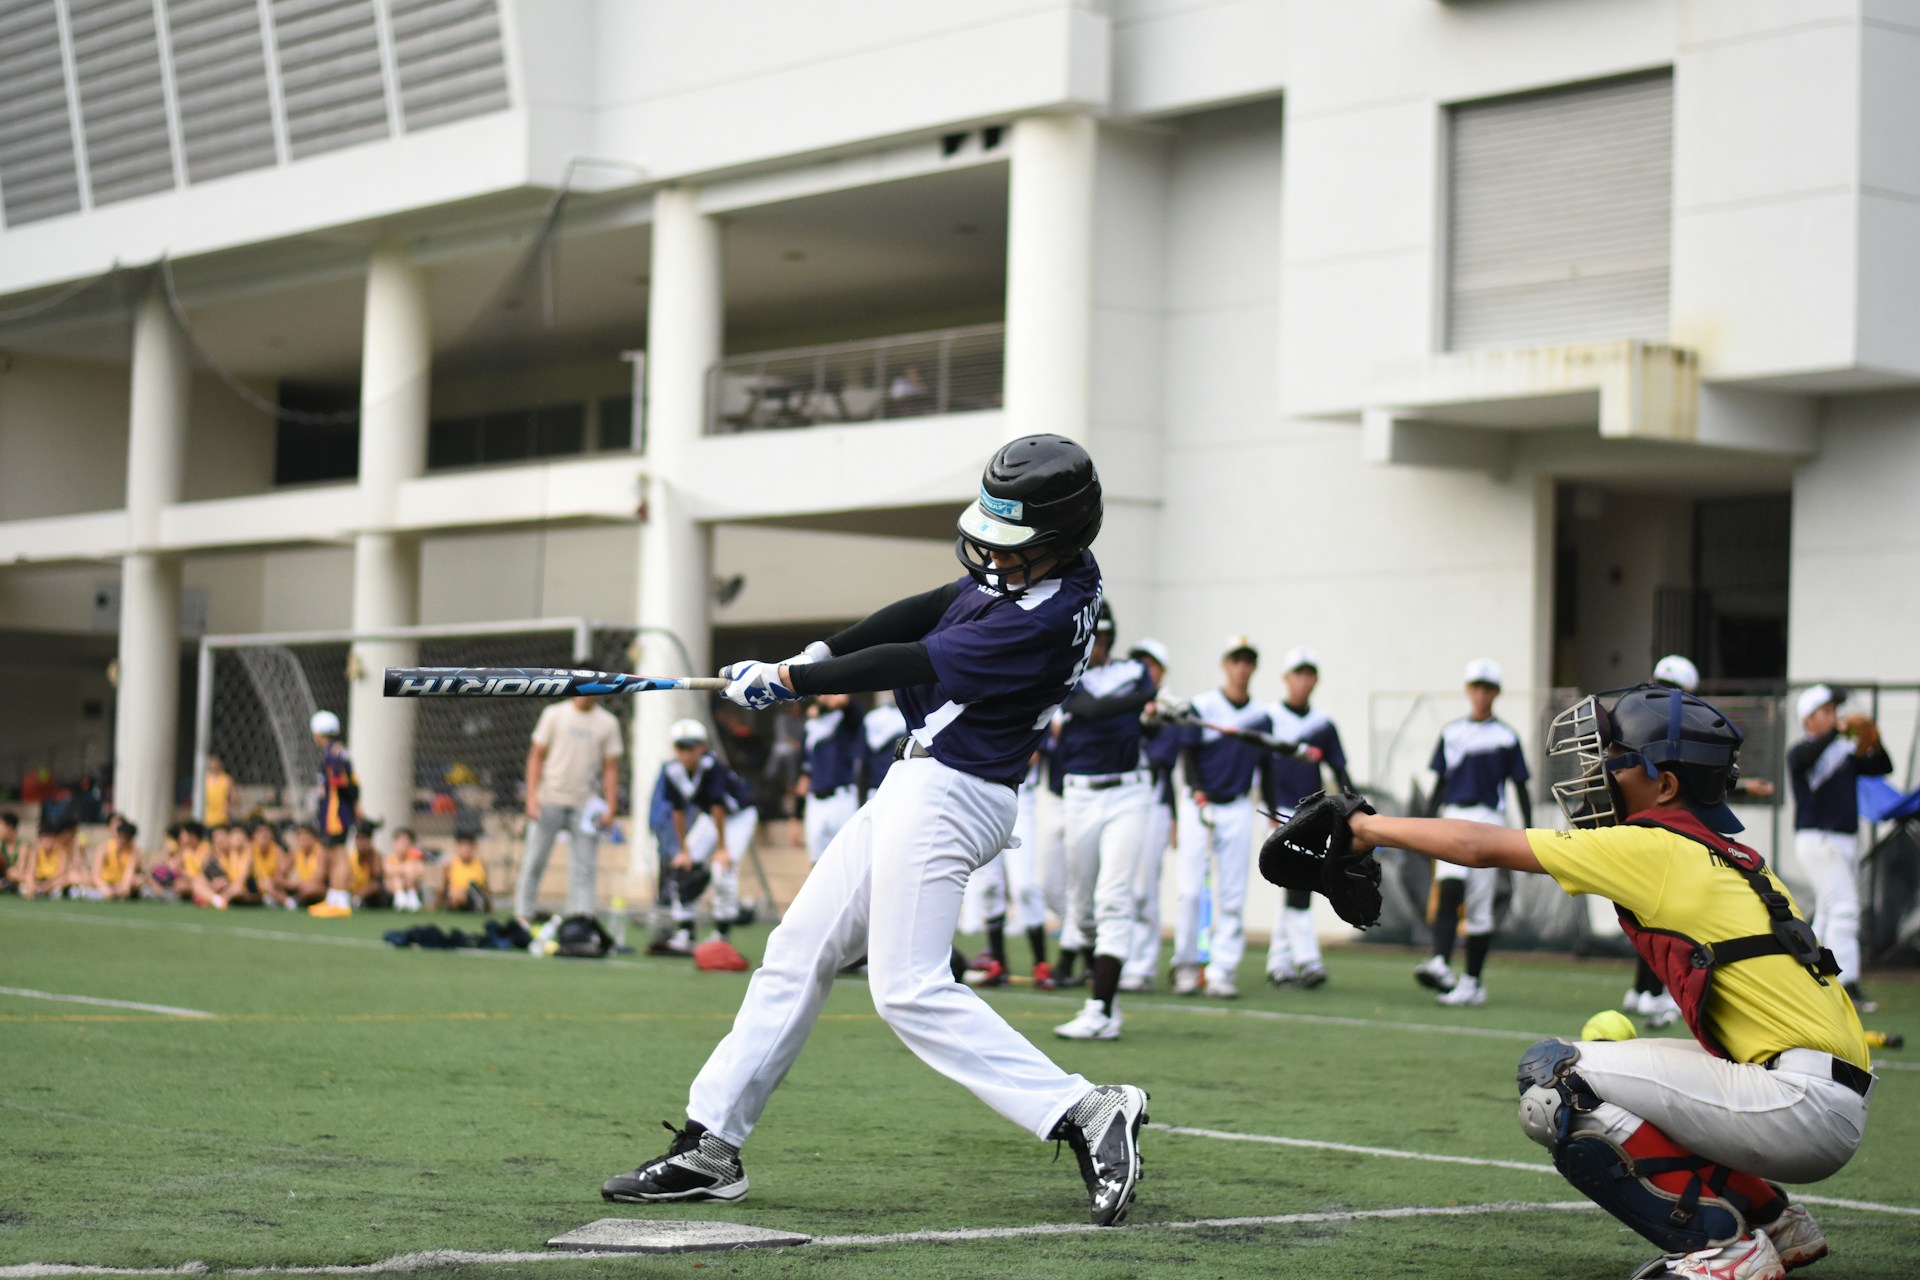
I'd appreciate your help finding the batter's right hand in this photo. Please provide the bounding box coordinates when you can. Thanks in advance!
[720,660,799,711]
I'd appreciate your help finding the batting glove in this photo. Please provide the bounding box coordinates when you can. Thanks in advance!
[783,640,833,667]
[720,660,799,711]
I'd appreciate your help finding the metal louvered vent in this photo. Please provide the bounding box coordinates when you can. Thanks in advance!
[1447,71,1673,352]
[167,0,278,182]
[271,0,390,159]
[389,0,509,132]
[0,1,84,225]
[68,0,176,206]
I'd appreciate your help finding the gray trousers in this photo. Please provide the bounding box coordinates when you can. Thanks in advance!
[516,804,600,919]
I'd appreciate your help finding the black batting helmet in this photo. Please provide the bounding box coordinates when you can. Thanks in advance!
[955,434,1102,595]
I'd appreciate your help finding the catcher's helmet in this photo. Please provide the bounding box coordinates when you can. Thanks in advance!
[955,434,1102,595]
[1547,684,1743,832]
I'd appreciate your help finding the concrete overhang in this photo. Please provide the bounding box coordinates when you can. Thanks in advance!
[1350,339,1818,472]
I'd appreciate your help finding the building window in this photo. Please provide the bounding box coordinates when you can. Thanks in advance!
[273,383,360,485]
[1446,71,1673,352]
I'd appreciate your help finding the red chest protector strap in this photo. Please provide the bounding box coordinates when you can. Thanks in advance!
[1615,808,1839,1060]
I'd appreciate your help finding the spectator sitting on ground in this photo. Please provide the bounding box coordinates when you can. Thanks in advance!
[87,818,142,901]
[385,825,428,912]
[350,822,391,909]
[0,810,20,894]
[287,822,328,906]
[18,819,70,899]
[173,821,210,899]
[145,823,189,900]
[247,819,296,909]
[437,822,492,913]
[192,825,251,908]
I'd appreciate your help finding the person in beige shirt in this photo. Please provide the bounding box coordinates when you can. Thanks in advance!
[516,695,623,920]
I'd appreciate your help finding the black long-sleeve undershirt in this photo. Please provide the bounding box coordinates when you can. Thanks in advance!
[784,580,964,697]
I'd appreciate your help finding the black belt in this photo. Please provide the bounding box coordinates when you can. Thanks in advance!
[1764,1051,1873,1097]
[892,737,933,762]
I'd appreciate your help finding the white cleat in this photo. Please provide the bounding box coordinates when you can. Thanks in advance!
[1623,988,1650,1016]
[1644,991,1683,1029]
[1647,1231,1786,1280]
[1171,965,1202,996]
[1757,1204,1828,1270]
[1414,955,1458,992]
[1204,977,1239,999]
[1436,975,1486,1006]
[1054,998,1122,1041]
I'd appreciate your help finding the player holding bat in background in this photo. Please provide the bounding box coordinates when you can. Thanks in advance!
[600,435,1149,1227]
[1267,684,1872,1280]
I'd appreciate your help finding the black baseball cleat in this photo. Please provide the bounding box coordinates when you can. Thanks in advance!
[1051,1084,1149,1227]
[602,1121,748,1204]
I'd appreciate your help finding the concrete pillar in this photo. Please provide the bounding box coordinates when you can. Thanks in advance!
[632,186,721,897]
[347,241,430,833]
[114,279,191,841]
[1004,114,1096,446]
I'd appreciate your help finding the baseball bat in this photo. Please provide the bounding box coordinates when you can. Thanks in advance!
[383,667,728,698]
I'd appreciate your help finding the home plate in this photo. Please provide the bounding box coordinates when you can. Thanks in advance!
[547,1218,812,1253]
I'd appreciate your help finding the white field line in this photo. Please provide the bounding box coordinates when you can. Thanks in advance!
[8,904,1916,1071]
[0,986,214,1019]
[1154,1122,1920,1217]
[0,1201,1602,1275]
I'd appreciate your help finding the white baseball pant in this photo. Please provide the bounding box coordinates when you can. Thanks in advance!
[804,785,859,865]
[1262,806,1323,977]
[1036,785,1076,951]
[1432,803,1502,935]
[1123,799,1173,986]
[1793,830,1862,985]
[1172,794,1253,986]
[675,809,754,926]
[1063,777,1151,960]
[961,779,1045,933]
[686,756,1094,1148]
[1545,1038,1871,1186]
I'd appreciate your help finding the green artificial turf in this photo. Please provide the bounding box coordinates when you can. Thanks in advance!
[1,896,1915,1278]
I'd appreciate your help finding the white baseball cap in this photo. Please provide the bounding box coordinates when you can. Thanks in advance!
[1795,684,1843,724]
[1129,637,1170,670]
[1222,635,1259,661]
[669,718,708,747]
[1281,646,1320,674]
[1463,658,1504,688]
[1652,654,1700,693]
[309,709,341,737]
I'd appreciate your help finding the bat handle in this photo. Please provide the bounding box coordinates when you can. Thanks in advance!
[683,678,730,691]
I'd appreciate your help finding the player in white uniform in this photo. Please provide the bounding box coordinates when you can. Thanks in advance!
[797,694,864,864]
[1259,647,1353,989]
[1170,637,1269,999]
[1412,658,1532,1007]
[601,435,1148,1227]
[1052,603,1159,1040]
[1120,639,1174,992]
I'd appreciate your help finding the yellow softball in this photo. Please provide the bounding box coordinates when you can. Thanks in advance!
[1581,1010,1638,1042]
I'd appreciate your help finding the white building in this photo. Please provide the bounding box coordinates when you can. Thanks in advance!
[2,0,1915,860]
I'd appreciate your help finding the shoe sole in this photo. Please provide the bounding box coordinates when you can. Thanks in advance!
[1054,1028,1121,1040]
[1296,971,1327,990]
[1095,1086,1150,1228]
[602,1176,748,1204]
[1414,970,1454,991]
[1778,1243,1827,1270]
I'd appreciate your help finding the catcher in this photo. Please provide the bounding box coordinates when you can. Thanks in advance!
[1264,685,1872,1280]
[1785,684,1892,1013]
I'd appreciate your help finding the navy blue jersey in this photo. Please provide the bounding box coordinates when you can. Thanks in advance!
[862,702,908,793]
[657,753,752,816]
[1788,730,1893,832]
[1057,657,1155,776]
[1261,701,1347,813]
[803,705,865,793]
[1430,716,1529,811]
[1143,719,1181,807]
[1180,689,1271,799]
[897,559,1102,788]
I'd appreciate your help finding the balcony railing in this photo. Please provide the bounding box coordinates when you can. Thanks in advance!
[706,324,1004,434]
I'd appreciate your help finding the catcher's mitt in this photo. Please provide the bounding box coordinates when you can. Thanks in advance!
[1259,788,1383,929]
[1844,714,1881,753]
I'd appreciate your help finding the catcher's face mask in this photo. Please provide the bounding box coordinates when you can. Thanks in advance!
[1547,696,1630,828]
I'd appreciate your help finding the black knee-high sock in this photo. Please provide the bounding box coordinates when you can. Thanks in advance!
[1633,955,1664,996]
[1465,932,1492,980]
[1093,954,1122,1015]
[1055,946,1078,982]
[1430,879,1466,964]
[1027,924,1048,970]
[986,914,1008,969]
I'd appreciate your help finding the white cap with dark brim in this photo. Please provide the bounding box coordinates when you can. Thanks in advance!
[1129,637,1170,669]
[1282,646,1320,674]
[1464,657,1504,687]
[1795,684,1842,724]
